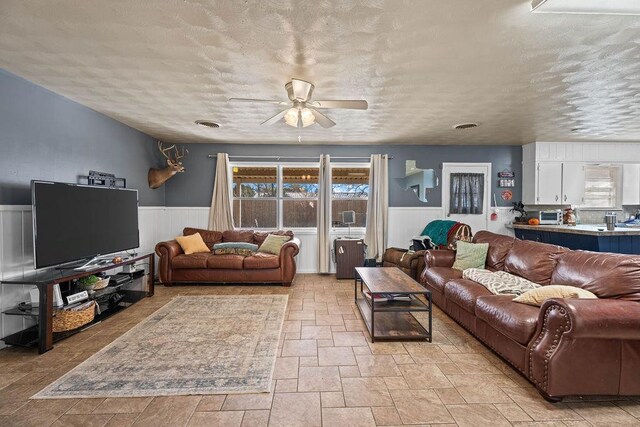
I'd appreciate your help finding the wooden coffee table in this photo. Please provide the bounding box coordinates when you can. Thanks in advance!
[354,267,432,343]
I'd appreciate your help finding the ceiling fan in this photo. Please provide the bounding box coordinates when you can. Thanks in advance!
[228,78,368,129]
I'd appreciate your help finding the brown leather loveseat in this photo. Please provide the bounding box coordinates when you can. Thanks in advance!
[421,230,640,400]
[156,228,300,286]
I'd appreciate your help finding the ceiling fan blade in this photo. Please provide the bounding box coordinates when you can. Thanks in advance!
[261,109,288,125]
[309,108,336,128]
[291,79,314,101]
[310,100,368,110]
[229,98,289,106]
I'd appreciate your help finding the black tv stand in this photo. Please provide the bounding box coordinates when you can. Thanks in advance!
[1,252,154,354]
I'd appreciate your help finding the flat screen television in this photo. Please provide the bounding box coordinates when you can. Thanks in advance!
[32,181,139,269]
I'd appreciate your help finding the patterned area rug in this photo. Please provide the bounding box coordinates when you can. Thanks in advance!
[33,295,288,398]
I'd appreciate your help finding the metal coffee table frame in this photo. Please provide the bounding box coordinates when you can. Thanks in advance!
[354,267,432,343]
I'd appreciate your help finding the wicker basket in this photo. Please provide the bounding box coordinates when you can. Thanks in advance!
[53,301,96,332]
[93,277,110,290]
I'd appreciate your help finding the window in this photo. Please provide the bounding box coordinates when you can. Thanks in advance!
[232,166,278,228]
[231,163,369,229]
[583,164,622,208]
[232,164,319,229]
[331,167,369,228]
[283,167,318,228]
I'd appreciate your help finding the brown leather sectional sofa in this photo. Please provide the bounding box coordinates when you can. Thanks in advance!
[420,230,640,400]
[155,228,300,286]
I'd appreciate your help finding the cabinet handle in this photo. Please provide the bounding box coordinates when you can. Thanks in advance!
[564,195,567,202]
[555,195,559,202]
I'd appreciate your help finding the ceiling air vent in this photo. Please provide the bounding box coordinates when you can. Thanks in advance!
[195,120,221,128]
[453,123,479,130]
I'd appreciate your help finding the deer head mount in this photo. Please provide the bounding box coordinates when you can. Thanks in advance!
[148,141,189,189]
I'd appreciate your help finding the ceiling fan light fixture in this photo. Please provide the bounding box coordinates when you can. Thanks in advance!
[300,108,315,127]
[283,107,316,128]
[284,108,299,127]
[531,0,640,15]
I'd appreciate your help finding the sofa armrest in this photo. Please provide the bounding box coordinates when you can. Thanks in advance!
[540,298,640,340]
[155,240,184,283]
[424,249,456,268]
[280,237,301,259]
[527,298,640,397]
[279,238,301,285]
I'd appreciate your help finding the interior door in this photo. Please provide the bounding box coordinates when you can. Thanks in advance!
[442,163,491,234]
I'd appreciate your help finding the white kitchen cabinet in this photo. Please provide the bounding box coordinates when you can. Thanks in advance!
[561,163,585,205]
[623,164,640,205]
[536,162,563,204]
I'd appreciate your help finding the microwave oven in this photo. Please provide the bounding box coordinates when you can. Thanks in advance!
[538,210,563,225]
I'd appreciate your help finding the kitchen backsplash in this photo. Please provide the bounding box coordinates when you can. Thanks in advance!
[524,205,640,224]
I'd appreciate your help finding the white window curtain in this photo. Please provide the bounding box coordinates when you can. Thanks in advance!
[364,154,389,261]
[208,153,235,231]
[317,155,331,273]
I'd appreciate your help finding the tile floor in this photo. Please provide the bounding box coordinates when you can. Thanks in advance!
[1,274,639,427]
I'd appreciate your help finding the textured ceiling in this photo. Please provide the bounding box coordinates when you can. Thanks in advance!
[1,0,640,145]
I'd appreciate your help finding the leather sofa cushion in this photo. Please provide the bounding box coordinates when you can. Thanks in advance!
[183,227,223,249]
[253,230,294,245]
[206,254,245,269]
[472,231,516,271]
[172,253,210,269]
[222,230,255,243]
[551,251,640,302]
[475,295,540,345]
[422,267,462,293]
[504,240,568,285]
[444,279,493,313]
[244,254,280,269]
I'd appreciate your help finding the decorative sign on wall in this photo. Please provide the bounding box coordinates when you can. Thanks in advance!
[498,169,515,188]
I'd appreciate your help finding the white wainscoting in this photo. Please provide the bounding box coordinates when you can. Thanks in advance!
[387,207,445,248]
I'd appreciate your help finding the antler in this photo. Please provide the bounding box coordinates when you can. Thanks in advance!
[173,145,189,161]
[158,141,177,160]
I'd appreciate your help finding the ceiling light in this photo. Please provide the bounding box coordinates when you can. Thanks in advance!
[531,0,640,15]
[284,107,316,128]
[453,123,479,130]
[300,108,316,127]
[284,108,299,127]
[195,120,221,128]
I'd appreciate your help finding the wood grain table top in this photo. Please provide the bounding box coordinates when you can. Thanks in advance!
[355,267,428,294]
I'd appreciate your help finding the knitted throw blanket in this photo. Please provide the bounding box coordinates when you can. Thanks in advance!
[462,268,541,296]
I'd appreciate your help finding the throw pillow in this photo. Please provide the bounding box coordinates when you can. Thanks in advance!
[452,241,489,271]
[213,248,255,257]
[258,234,291,255]
[213,242,259,251]
[175,233,210,255]
[513,285,598,307]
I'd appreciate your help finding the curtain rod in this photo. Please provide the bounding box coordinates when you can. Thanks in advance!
[207,155,393,160]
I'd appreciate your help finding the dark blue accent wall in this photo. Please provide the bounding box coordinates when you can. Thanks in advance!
[0,69,164,206]
[164,143,522,208]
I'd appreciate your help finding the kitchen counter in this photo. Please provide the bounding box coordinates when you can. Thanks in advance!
[509,223,640,254]
[510,223,640,236]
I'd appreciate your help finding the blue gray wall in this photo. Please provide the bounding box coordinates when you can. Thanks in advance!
[164,144,522,208]
[0,69,164,206]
